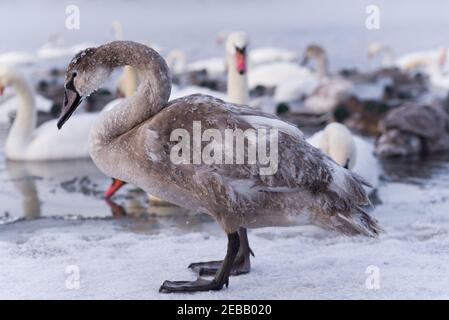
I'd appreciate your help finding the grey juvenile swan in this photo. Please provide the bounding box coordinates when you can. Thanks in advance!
[58,41,380,293]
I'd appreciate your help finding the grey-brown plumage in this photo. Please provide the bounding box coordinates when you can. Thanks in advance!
[376,103,449,157]
[62,41,381,237]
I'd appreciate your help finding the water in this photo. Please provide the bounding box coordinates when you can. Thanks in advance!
[3,0,449,70]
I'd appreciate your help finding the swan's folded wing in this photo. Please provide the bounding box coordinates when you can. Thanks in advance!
[148,94,370,213]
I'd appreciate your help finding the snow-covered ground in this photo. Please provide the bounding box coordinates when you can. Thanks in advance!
[1,164,449,299]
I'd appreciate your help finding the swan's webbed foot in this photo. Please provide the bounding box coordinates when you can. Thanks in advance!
[188,254,250,276]
[159,232,240,294]
[188,228,253,276]
[159,278,225,293]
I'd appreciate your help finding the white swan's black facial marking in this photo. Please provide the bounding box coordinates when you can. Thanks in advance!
[235,45,247,75]
[58,72,82,129]
[301,44,324,66]
[343,158,350,169]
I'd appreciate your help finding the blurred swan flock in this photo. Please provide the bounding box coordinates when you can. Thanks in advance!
[1,15,449,219]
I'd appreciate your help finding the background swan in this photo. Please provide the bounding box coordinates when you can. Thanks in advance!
[0,51,37,66]
[284,44,353,115]
[248,61,311,90]
[367,42,447,73]
[37,34,95,60]
[0,89,53,124]
[375,102,449,158]
[0,66,95,161]
[307,123,379,192]
[249,46,297,67]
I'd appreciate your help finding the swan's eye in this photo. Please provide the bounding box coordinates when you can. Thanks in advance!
[72,72,77,78]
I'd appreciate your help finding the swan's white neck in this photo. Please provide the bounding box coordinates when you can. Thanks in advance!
[316,55,328,79]
[5,73,36,156]
[166,50,187,74]
[89,42,171,153]
[226,53,249,105]
[380,46,394,67]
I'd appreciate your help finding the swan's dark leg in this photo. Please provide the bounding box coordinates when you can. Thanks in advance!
[188,227,253,276]
[159,232,240,293]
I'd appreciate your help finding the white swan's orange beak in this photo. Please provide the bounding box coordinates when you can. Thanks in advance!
[236,49,246,75]
[104,178,127,199]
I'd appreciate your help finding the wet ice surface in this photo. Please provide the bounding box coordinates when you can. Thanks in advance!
[1,115,449,299]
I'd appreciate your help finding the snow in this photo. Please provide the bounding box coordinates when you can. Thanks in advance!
[1,181,449,300]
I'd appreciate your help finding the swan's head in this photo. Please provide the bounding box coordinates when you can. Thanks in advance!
[0,66,24,95]
[375,129,421,158]
[58,47,112,129]
[319,123,357,170]
[226,31,249,75]
[367,43,386,59]
[301,44,326,66]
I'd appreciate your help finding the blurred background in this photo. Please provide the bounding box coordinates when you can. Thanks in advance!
[2,0,449,69]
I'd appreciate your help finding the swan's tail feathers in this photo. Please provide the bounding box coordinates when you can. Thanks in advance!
[335,207,382,238]
[316,162,382,237]
[351,171,374,208]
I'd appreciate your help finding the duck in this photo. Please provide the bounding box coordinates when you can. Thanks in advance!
[57,40,380,293]
[0,66,96,161]
[307,123,379,193]
[375,102,449,158]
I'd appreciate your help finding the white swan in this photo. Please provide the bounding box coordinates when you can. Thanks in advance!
[280,45,352,114]
[58,40,379,293]
[307,123,379,192]
[367,42,447,73]
[367,43,394,68]
[216,31,297,67]
[248,61,311,90]
[0,51,37,66]
[165,49,187,75]
[0,89,53,124]
[0,66,95,161]
[37,34,95,60]
[249,47,297,67]
[170,32,248,105]
[187,56,225,78]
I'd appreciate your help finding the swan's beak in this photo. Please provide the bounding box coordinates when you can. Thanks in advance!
[104,178,127,199]
[235,48,246,75]
[58,88,82,129]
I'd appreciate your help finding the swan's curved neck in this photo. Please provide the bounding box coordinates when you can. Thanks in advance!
[90,42,171,146]
[166,50,187,74]
[226,53,249,105]
[316,54,328,78]
[6,74,36,150]
[381,46,394,66]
